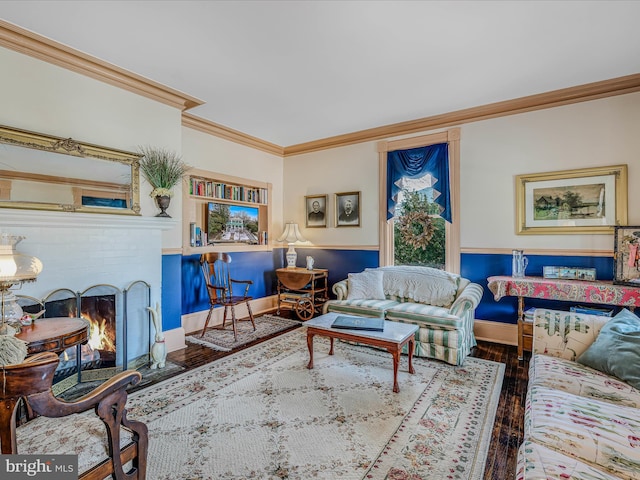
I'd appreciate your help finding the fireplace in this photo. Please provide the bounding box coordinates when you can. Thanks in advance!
[20,280,151,392]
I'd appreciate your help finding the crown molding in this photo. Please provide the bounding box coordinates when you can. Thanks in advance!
[0,20,204,111]
[182,113,284,156]
[283,73,640,157]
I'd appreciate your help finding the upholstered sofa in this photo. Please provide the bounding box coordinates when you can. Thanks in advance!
[322,266,483,365]
[517,308,640,480]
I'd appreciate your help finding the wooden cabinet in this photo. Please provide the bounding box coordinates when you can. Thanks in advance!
[182,168,272,254]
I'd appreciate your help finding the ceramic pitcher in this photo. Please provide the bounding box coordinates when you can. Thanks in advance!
[512,250,528,277]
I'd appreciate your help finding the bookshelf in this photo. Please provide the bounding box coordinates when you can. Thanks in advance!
[182,168,272,255]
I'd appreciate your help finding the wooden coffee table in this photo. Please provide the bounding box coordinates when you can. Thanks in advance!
[305,312,418,393]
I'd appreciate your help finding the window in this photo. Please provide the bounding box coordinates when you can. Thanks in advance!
[377,128,460,272]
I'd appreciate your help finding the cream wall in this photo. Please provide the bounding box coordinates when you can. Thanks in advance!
[284,92,640,253]
[283,142,379,247]
[460,92,640,250]
[181,127,284,235]
[0,46,184,247]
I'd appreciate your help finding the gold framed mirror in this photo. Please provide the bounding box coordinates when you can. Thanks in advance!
[0,125,141,215]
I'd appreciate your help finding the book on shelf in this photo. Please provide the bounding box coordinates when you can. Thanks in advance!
[331,315,384,332]
[190,177,268,204]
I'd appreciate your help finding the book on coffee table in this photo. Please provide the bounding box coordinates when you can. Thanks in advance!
[331,315,384,332]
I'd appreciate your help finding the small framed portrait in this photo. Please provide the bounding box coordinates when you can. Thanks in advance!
[335,191,360,227]
[305,194,327,228]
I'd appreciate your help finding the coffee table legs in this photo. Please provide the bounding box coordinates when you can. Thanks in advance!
[388,337,415,393]
[306,329,415,393]
[307,332,314,369]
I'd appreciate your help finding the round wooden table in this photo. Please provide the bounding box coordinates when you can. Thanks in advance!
[16,317,90,355]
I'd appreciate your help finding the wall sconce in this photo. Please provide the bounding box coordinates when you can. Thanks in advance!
[277,222,306,268]
[0,233,43,335]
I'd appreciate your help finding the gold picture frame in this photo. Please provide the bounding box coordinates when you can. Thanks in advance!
[515,165,627,235]
[305,194,327,228]
[335,191,361,227]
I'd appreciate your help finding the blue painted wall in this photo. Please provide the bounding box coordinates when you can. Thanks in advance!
[462,252,615,324]
[164,248,614,332]
[176,247,379,318]
[161,254,183,331]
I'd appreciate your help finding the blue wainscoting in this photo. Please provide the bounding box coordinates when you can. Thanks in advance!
[177,247,379,318]
[166,249,614,331]
[462,252,614,324]
[161,254,183,331]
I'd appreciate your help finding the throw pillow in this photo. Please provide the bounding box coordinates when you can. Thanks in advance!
[347,270,385,301]
[577,308,640,390]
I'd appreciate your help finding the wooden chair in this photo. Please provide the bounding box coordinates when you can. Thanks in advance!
[0,352,148,480]
[199,252,256,340]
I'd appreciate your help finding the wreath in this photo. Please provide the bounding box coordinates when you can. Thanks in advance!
[397,211,435,250]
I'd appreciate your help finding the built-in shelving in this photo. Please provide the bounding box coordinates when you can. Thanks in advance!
[182,168,272,255]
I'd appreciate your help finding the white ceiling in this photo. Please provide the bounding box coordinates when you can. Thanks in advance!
[2,0,640,147]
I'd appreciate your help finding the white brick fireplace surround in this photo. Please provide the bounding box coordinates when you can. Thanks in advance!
[0,208,176,362]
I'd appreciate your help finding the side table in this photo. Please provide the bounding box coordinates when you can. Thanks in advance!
[276,267,328,320]
[487,275,640,360]
[16,317,90,382]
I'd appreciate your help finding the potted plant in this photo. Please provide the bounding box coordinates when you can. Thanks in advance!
[138,146,190,217]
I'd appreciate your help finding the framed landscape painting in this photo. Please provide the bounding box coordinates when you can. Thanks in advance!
[515,165,628,235]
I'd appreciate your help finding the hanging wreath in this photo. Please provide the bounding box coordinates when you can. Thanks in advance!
[398,211,435,250]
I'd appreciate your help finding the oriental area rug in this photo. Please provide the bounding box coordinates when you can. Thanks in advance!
[19,327,504,480]
[132,327,504,479]
[185,314,302,351]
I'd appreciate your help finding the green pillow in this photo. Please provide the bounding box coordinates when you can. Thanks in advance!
[577,308,640,390]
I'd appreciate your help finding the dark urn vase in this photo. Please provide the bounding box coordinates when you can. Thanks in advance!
[155,195,172,217]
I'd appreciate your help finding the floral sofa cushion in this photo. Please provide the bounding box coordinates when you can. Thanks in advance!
[529,353,640,409]
[524,385,640,479]
[517,440,623,480]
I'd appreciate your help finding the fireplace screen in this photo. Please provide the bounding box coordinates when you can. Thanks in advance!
[19,280,151,391]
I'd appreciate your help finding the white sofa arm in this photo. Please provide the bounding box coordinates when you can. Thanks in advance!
[532,308,610,361]
[332,279,349,300]
[449,282,483,317]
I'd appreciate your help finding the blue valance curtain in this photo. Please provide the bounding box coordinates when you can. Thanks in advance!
[386,143,451,222]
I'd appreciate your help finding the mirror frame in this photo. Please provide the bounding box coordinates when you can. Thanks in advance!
[0,125,141,215]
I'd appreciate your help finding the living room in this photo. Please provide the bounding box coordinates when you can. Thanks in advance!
[1,2,639,479]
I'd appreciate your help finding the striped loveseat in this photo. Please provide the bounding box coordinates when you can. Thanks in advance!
[322,266,483,365]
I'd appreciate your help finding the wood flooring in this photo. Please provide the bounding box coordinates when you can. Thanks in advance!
[161,320,529,480]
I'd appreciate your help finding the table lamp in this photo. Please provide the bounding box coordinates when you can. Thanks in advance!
[277,222,306,268]
[0,233,43,335]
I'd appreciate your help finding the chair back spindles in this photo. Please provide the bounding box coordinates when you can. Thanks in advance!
[198,252,256,340]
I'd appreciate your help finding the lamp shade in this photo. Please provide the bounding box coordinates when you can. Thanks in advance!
[0,234,43,284]
[277,222,306,244]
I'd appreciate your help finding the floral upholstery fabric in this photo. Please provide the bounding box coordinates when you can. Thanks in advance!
[525,386,640,479]
[532,308,609,361]
[517,440,623,480]
[529,353,640,409]
[17,410,134,475]
[323,267,483,365]
[520,308,640,480]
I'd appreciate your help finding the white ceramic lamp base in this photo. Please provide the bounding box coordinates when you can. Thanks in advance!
[286,245,297,268]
